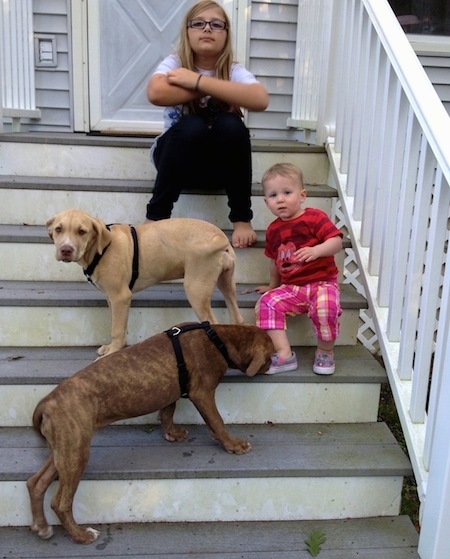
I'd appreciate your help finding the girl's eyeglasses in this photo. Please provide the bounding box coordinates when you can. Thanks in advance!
[188,19,228,31]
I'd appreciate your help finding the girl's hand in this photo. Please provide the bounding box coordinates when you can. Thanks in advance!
[166,68,200,90]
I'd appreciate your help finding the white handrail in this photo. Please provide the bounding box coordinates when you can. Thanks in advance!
[316,1,450,557]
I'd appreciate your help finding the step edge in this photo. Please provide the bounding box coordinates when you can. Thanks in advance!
[0,281,367,309]
[0,175,336,197]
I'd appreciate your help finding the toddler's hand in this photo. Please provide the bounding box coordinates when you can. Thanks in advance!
[253,285,271,294]
[295,245,320,263]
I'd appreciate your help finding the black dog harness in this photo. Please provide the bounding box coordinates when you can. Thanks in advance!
[165,321,236,398]
[83,224,139,291]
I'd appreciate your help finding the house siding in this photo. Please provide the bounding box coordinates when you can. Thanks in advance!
[19,0,72,132]
[247,0,303,140]
[417,52,450,115]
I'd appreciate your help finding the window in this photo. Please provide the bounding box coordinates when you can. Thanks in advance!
[389,0,450,35]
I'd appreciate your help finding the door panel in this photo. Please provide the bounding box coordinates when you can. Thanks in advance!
[88,0,235,134]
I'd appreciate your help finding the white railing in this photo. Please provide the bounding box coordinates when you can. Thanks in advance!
[311,1,450,557]
[288,0,332,144]
[0,0,40,131]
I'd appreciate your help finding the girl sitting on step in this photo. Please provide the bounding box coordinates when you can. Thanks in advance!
[146,0,269,249]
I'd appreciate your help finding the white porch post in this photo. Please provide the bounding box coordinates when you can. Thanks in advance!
[0,0,41,131]
[287,0,333,144]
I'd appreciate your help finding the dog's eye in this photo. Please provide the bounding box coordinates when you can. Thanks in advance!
[54,226,62,233]
[78,229,87,236]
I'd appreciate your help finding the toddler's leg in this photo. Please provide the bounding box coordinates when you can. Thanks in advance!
[256,286,305,374]
[308,282,341,375]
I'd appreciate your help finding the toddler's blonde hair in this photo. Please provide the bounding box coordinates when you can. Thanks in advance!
[262,163,304,190]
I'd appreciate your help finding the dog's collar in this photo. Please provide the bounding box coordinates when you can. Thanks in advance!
[165,321,236,398]
[83,224,139,290]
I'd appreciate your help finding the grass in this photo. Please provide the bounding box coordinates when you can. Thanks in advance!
[378,381,420,531]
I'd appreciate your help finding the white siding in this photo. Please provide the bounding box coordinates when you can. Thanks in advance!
[21,0,72,131]
[417,53,450,116]
[247,0,304,140]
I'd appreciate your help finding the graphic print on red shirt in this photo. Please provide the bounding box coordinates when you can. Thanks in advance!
[265,207,343,286]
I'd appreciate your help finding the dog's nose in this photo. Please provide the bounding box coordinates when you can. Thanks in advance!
[60,245,74,258]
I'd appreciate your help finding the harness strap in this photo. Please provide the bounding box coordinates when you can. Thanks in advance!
[83,224,139,290]
[83,225,112,283]
[164,321,235,398]
[129,225,139,291]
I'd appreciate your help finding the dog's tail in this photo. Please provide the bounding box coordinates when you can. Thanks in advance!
[32,400,45,435]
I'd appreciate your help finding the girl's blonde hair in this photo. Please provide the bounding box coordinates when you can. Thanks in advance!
[262,163,305,190]
[178,1,234,80]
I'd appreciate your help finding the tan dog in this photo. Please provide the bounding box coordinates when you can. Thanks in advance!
[45,210,244,357]
[27,323,274,544]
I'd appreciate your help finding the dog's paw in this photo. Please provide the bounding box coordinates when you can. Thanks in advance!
[86,527,101,542]
[32,524,53,540]
[97,344,112,357]
[72,526,100,544]
[97,343,125,358]
[224,438,252,455]
[164,426,188,442]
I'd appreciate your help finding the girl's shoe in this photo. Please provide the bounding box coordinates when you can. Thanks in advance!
[313,352,335,375]
[266,352,298,374]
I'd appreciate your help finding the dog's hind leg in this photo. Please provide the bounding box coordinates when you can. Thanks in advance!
[216,263,244,325]
[51,438,100,544]
[183,273,219,324]
[158,402,189,442]
[27,454,58,540]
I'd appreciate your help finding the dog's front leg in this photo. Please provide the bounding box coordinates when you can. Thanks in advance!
[97,289,132,357]
[158,403,189,442]
[190,390,251,454]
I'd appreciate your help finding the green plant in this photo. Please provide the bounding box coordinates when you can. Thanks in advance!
[305,529,326,556]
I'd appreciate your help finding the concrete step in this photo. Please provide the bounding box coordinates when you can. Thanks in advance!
[0,344,386,427]
[0,176,336,229]
[0,281,365,347]
[0,422,412,526]
[0,222,349,283]
[0,516,420,558]
[0,134,330,184]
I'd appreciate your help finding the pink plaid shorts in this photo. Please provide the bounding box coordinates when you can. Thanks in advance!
[255,281,342,342]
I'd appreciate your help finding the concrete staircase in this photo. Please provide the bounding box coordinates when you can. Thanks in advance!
[0,133,419,557]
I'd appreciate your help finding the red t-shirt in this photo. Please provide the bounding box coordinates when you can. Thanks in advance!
[265,207,343,286]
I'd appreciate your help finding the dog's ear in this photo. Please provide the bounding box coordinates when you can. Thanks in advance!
[245,347,272,377]
[91,217,112,254]
[45,216,56,240]
[245,336,274,377]
[245,353,268,376]
[245,352,270,377]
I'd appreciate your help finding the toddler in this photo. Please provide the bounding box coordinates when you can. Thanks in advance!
[255,163,343,375]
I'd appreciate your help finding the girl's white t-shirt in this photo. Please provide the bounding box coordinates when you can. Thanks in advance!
[149,54,259,162]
